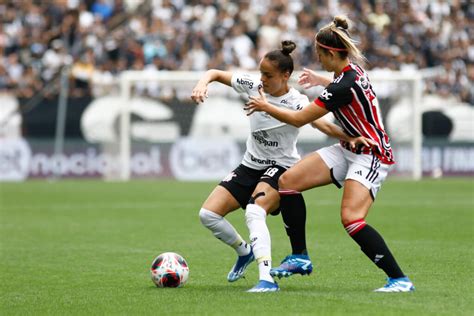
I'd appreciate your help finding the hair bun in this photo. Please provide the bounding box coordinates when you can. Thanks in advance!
[281,40,296,55]
[333,16,349,30]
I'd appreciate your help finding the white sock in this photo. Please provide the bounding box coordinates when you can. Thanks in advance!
[233,240,251,256]
[199,208,250,256]
[258,260,273,283]
[245,204,273,283]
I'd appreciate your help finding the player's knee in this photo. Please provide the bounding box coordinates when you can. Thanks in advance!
[278,173,289,189]
[340,206,363,226]
[245,205,266,224]
[199,208,221,228]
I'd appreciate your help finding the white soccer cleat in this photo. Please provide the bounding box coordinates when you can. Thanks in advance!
[374,277,415,292]
[246,280,279,293]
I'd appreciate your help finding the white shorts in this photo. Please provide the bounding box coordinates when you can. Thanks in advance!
[317,144,392,199]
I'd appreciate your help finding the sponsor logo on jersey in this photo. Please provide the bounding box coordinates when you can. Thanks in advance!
[281,99,288,104]
[236,77,254,89]
[250,153,276,165]
[320,89,333,100]
[252,131,279,147]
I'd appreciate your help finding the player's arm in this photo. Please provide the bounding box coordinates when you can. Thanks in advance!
[191,70,232,103]
[245,87,328,127]
[311,118,349,140]
[311,119,377,149]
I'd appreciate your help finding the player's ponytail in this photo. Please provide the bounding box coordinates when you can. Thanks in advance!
[264,40,296,74]
[315,15,366,65]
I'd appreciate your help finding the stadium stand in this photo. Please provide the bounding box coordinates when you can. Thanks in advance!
[1,0,473,139]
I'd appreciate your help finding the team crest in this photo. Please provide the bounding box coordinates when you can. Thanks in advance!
[357,76,370,90]
[222,171,237,182]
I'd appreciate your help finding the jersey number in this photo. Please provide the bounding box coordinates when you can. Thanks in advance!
[264,168,279,177]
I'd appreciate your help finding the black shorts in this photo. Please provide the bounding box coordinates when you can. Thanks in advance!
[219,164,287,209]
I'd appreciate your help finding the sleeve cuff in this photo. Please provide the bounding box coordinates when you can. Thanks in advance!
[314,98,326,109]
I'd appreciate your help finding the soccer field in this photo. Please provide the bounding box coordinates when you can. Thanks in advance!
[1,179,473,315]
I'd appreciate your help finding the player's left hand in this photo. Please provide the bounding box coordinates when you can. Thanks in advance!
[244,87,269,115]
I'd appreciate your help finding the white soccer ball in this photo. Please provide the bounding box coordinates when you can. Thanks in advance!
[150,252,189,288]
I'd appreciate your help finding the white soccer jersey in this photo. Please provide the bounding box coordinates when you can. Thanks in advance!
[231,73,309,169]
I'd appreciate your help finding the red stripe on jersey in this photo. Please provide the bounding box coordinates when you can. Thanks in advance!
[314,64,394,164]
[348,89,383,145]
[339,106,370,138]
[353,64,364,76]
[336,95,381,155]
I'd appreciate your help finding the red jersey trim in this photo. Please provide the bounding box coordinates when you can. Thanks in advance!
[314,98,326,108]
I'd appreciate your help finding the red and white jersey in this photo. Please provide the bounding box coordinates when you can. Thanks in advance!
[314,63,395,164]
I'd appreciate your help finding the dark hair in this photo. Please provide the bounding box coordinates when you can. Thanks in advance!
[264,40,296,74]
[315,16,365,64]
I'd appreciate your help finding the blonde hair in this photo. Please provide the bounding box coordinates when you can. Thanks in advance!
[315,15,366,65]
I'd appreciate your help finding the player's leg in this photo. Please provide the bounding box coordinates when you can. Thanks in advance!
[199,166,257,282]
[270,149,337,278]
[270,193,313,278]
[278,151,334,193]
[279,193,308,256]
[245,167,283,292]
[340,157,414,292]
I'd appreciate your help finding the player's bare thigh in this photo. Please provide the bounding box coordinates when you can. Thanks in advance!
[251,182,280,214]
[202,186,241,217]
[340,179,373,225]
[279,151,333,192]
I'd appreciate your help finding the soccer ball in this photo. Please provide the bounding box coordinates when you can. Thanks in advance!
[150,252,189,288]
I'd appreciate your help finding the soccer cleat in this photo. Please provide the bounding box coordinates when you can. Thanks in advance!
[227,250,255,282]
[374,277,415,292]
[246,280,279,292]
[270,254,313,278]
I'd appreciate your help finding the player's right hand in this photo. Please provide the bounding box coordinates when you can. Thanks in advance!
[298,68,325,89]
[191,83,208,103]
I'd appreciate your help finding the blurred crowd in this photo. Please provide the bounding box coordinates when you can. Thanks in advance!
[1,0,473,105]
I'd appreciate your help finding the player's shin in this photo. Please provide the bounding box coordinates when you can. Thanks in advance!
[279,193,308,255]
[245,203,274,283]
[199,208,250,256]
[344,219,405,278]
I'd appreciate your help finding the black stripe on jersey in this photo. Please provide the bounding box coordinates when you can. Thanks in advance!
[352,84,377,128]
[352,85,386,145]
[333,111,359,137]
[352,64,364,76]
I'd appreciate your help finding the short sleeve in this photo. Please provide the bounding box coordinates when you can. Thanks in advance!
[314,82,353,111]
[231,73,260,95]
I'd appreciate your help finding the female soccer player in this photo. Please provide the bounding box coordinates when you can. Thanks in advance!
[245,17,415,292]
[191,41,371,292]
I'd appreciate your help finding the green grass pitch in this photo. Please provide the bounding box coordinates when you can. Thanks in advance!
[1,179,473,315]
